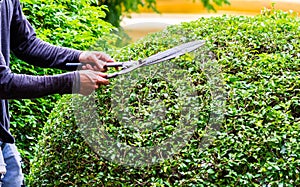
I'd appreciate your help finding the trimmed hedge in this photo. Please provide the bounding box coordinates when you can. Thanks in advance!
[29,8,300,186]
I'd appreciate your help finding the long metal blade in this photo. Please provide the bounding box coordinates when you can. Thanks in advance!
[109,40,205,78]
[142,40,206,66]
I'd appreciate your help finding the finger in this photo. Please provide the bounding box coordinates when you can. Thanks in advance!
[98,72,107,78]
[97,52,114,62]
[97,76,109,85]
[106,58,114,62]
[102,66,108,72]
[92,66,101,71]
[86,64,94,70]
[81,64,92,70]
[97,54,116,70]
[92,55,106,71]
[98,59,107,68]
[98,79,109,85]
[82,64,101,71]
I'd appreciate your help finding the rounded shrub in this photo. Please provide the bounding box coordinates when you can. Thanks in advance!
[29,9,300,186]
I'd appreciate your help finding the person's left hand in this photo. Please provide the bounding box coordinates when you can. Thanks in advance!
[79,51,114,72]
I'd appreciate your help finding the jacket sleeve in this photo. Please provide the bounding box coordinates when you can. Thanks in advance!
[0,0,82,99]
[10,0,81,71]
[0,53,80,99]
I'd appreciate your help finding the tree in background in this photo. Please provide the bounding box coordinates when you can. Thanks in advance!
[99,0,230,27]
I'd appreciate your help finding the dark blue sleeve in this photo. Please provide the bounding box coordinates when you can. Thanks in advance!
[10,0,81,71]
[0,0,81,99]
[0,59,80,99]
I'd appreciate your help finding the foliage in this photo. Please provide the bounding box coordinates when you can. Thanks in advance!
[196,0,230,11]
[98,0,157,27]
[9,0,115,175]
[99,0,230,27]
[29,8,300,186]
[9,0,229,179]
[21,0,115,50]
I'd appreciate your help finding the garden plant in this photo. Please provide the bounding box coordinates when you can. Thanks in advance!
[28,8,300,186]
[10,0,230,176]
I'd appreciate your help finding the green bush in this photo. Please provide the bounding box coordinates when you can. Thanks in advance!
[10,0,115,175]
[29,9,300,186]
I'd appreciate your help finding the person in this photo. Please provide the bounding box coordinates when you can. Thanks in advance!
[0,0,113,185]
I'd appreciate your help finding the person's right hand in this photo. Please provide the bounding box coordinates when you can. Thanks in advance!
[79,70,109,96]
[79,51,114,72]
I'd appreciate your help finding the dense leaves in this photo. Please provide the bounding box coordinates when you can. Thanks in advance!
[30,9,299,186]
[10,0,229,177]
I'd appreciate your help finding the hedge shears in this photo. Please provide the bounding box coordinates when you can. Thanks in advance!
[66,40,205,79]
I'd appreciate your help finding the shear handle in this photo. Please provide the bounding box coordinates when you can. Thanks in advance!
[66,62,124,68]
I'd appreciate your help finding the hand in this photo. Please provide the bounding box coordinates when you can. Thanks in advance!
[79,70,109,96]
[79,51,114,72]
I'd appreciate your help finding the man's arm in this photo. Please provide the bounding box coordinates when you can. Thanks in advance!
[0,58,79,99]
[0,55,109,99]
[0,0,109,99]
[10,0,81,70]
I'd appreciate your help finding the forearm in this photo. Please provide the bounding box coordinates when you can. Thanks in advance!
[12,36,81,70]
[10,0,82,70]
[0,66,80,99]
